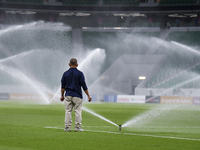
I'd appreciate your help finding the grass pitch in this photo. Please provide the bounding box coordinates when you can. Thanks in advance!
[0,100,200,150]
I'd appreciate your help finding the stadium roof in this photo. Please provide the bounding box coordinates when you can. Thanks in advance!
[0,3,200,14]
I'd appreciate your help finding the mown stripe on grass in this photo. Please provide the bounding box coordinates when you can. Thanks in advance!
[44,126,200,142]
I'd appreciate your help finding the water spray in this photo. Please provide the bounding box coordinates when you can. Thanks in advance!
[171,41,200,56]
[82,106,118,127]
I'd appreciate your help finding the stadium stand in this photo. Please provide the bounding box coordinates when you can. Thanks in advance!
[103,0,140,5]
[155,63,200,88]
[159,0,197,5]
[63,0,99,5]
[5,0,43,4]
[146,31,200,88]
[130,22,161,27]
[82,31,159,73]
[82,31,159,53]
[99,20,160,28]
[166,31,200,46]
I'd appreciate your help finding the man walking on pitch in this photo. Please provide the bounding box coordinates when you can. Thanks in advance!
[60,58,92,132]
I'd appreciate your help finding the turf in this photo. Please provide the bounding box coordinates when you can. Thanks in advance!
[0,100,200,150]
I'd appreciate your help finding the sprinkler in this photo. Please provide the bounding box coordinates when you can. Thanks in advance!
[119,125,121,131]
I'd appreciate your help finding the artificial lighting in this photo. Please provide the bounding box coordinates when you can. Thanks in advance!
[76,13,90,16]
[113,13,146,17]
[190,15,198,18]
[185,14,197,17]
[20,11,36,15]
[168,14,187,18]
[5,11,16,14]
[59,13,74,16]
[5,11,36,15]
[59,12,90,16]
[139,76,146,80]
[114,13,129,17]
[131,13,146,17]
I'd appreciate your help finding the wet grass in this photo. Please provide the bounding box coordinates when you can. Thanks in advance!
[0,100,200,150]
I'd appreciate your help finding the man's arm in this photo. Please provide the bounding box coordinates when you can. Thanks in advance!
[80,73,92,102]
[84,90,92,102]
[60,72,66,102]
[60,88,65,102]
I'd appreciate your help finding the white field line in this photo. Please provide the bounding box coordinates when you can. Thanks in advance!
[44,126,200,141]
[44,126,200,129]
[126,126,200,129]
[82,126,111,127]
[44,126,111,129]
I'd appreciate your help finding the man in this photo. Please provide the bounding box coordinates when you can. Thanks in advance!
[60,58,92,132]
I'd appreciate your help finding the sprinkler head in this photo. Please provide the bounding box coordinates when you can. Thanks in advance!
[119,125,121,131]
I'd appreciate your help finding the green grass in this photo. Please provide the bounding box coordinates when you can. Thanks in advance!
[0,101,200,150]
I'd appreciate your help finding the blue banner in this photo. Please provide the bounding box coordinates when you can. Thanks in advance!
[104,95,117,102]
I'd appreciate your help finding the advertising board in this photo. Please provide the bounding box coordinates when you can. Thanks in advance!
[193,97,200,105]
[117,95,145,103]
[48,94,60,102]
[0,93,9,100]
[146,96,160,103]
[160,96,193,104]
[9,93,44,101]
[104,95,117,102]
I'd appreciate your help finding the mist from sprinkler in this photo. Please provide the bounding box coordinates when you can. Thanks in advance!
[0,64,50,104]
[49,48,106,103]
[145,42,200,103]
[0,22,71,104]
[121,105,179,128]
[123,41,200,128]
[2,22,200,130]
[145,74,200,103]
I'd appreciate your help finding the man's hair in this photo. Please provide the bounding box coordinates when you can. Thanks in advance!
[70,58,77,66]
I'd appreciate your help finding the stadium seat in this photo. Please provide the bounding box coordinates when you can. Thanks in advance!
[5,0,42,4]
[103,0,140,5]
[63,0,98,5]
[146,30,200,88]
[154,22,161,27]
[159,0,197,5]
[82,31,159,73]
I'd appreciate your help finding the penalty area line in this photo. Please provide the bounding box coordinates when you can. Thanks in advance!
[44,126,200,142]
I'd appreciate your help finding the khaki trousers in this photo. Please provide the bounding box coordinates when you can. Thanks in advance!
[64,96,82,129]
